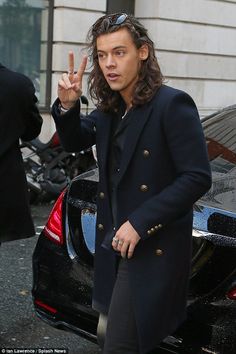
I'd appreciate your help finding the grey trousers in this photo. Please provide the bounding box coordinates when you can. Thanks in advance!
[102,258,139,354]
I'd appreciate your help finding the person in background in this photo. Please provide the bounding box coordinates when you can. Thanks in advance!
[52,13,211,354]
[0,63,43,244]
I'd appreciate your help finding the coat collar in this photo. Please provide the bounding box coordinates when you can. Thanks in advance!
[96,111,113,173]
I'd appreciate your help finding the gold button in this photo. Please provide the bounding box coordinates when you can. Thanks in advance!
[147,230,152,235]
[151,228,155,233]
[97,224,104,231]
[155,224,163,230]
[140,184,148,192]
[99,192,105,199]
[143,149,150,158]
[155,249,163,256]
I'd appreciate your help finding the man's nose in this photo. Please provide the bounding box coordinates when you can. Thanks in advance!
[106,54,116,68]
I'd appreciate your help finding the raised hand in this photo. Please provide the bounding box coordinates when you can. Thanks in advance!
[58,51,87,109]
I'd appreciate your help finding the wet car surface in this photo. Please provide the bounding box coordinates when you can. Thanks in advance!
[32,105,236,353]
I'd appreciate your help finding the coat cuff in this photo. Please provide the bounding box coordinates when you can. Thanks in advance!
[128,216,164,241]
[51,97,81,123]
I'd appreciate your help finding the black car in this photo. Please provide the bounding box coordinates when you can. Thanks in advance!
[32,105,236,354]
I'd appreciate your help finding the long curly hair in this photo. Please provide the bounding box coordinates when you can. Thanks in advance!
[86,13,164,113]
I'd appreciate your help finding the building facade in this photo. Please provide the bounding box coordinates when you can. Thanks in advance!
[0,0,236,139]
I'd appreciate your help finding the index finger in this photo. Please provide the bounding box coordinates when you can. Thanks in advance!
[68,51,74,76]
[77,56,88,81]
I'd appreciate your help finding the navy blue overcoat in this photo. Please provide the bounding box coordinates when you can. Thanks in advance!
[52,85,212,354]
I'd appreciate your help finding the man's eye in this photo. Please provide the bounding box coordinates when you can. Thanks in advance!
[98,53,105,59]
[116,51,125,56]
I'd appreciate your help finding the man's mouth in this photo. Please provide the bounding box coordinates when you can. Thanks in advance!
[107,73,119,81]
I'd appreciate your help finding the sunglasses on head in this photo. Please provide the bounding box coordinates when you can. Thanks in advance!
[108,13,128,25]
[92,13,128,32]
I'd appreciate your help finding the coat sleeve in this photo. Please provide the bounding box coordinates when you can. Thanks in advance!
[128,91,212,240]
[51,98,97,152]
[20,76,43,141]
[0,71,42,158]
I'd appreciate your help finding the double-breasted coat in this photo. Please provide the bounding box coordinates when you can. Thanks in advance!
[0,64,42,242]
[52,85,212,354]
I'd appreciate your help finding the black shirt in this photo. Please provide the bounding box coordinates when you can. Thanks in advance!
[101,103,135,251]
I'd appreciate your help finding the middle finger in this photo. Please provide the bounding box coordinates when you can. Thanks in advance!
[77,56,88,81]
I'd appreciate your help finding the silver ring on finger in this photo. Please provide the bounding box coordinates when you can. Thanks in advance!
[113,237,119,243]
[118,240,123,246]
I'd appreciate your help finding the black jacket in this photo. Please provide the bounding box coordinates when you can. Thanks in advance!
[0,64,43,242]
[52,85,212,354]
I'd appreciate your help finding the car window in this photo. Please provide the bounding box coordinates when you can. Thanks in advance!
[201,108,236,213]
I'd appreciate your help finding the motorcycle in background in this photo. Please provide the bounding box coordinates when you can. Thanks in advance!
[21,96,96,203]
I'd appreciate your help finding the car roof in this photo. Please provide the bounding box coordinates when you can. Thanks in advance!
[202,104,236,123]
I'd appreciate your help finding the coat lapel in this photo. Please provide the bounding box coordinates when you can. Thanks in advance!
[116,103,153,184]
[96,112,113,172]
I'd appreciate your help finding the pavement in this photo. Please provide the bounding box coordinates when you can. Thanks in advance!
[0,203,100,354]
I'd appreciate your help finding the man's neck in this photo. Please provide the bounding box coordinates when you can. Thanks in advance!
[120,89,133,111]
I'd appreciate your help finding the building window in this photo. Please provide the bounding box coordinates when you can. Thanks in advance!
[0,0,53,110]
[107,0,134,15]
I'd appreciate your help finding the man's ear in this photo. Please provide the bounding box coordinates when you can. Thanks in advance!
[139,44,149,61]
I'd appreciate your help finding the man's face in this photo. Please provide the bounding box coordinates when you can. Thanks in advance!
[96,27,148,104]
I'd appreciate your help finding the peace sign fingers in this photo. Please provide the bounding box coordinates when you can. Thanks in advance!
[57,51,87,108]
[68,51,87,83]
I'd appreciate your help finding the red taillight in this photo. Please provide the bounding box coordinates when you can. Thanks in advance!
[227,286,236,300]
[34,299,57,314]
[44,191,65,245]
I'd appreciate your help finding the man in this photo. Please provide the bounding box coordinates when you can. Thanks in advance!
[52,13,212,354]
[0,64,42,243]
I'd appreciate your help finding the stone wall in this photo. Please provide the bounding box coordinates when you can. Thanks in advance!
[135,0,236,116]
[41,0,236,139]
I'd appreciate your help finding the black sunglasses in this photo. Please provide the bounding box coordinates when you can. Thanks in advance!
[92,13,128,32]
